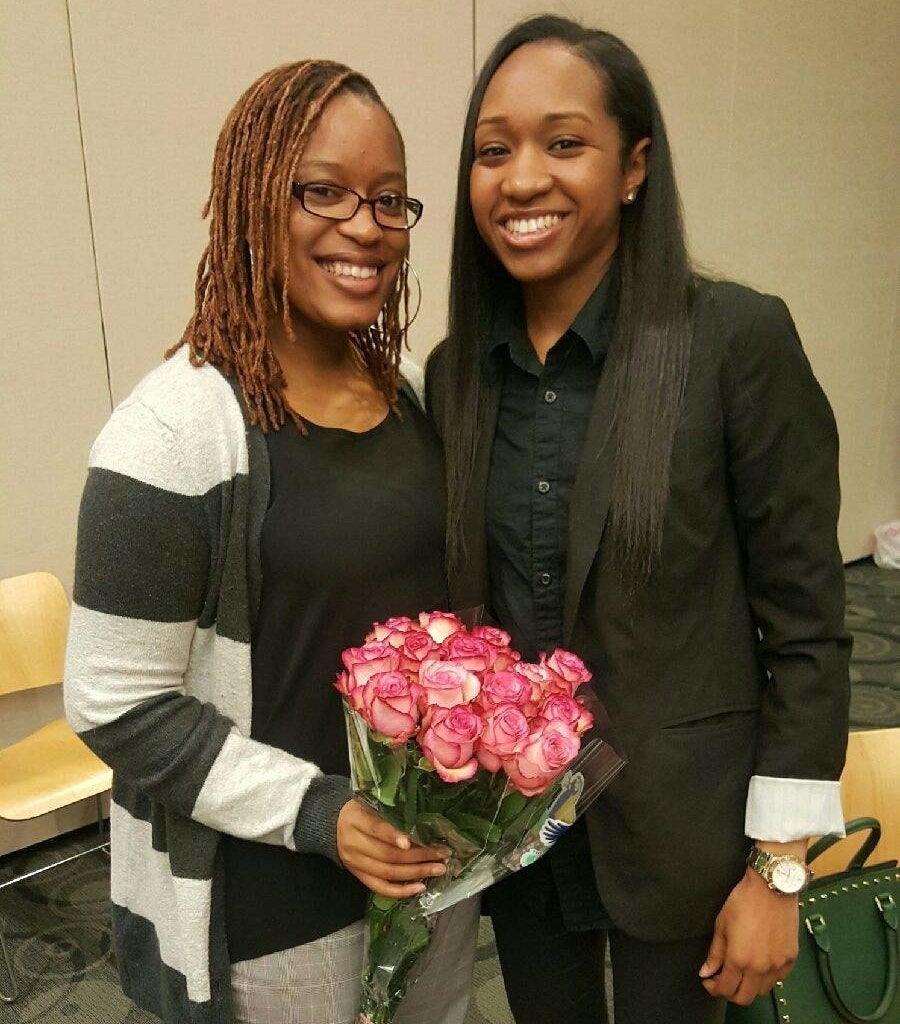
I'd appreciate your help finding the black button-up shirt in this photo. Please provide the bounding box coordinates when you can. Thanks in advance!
[483,271,616,931]
[485,270,614,661]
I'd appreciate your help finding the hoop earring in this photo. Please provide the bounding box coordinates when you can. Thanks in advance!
[351,257,424,352]
[402,257,423,331]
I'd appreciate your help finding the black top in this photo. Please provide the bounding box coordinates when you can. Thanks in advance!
[483,272,615,931]
[484,270,614,661]
[224,390,447,961]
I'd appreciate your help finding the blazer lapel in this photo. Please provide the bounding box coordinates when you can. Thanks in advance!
[563,359,617,642]
[450,381,500,611]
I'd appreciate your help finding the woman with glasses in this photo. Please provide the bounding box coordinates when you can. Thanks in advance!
[426,15,849,1024]
[64,61,476,1024]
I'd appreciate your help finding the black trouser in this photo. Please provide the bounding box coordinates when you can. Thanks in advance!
[488,877,727,1024]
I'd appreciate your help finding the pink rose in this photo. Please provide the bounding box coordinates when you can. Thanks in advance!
[418,660,481,709]
[418,611,465,644]
[359,671,422,744]
[442,633,493,673]
[398,630,439,673]
[478,671,537,713]
[503,718,582,797]
[545,649,592,695]
[477,704,530,772]
[470,626,520,670]
[419,704,483,782]
[513,659,556,696]
[538,693,593,735]
[334,670,365,713]
[366,616,418,649]
[342,641,401,685]
[470,625,512,648]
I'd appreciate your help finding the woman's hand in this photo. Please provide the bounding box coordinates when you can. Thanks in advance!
[699,861,801,1004]
[336,799,450,899]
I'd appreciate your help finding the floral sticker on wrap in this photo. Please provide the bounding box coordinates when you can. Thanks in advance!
[518,770,585,867]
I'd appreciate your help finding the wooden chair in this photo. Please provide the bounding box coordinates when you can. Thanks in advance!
[0,572,112,1003]
[812,727,900,876]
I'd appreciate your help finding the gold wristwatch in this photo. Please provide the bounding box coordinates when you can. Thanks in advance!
[746,846,812,895]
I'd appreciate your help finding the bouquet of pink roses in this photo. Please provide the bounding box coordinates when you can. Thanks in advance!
[336,610,624,1024]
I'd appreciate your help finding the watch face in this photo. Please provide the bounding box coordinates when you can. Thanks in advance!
[771,858,807,894]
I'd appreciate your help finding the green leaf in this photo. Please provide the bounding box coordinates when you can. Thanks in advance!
[413,812,483,858]
[370,730,398,747]
[446,810,501,845]
[371,893,399,913]
[374,752,403,807]
[496,790,529,825]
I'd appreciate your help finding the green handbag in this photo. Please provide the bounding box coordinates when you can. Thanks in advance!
[726,817,899,1024]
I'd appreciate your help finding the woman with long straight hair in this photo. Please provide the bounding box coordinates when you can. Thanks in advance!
[64,60,477,1024]
[427,15,849,1024]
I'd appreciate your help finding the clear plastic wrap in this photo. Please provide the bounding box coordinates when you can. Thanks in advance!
[347,689,624,1023]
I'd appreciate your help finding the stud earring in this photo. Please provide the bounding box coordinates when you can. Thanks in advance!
[624,190,637,204]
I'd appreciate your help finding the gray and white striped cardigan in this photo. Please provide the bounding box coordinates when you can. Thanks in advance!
[64,347,426,1024]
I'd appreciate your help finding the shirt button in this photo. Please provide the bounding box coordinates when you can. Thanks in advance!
[539,572,552,586]
[543,389,558,404]
[537,480,551,494]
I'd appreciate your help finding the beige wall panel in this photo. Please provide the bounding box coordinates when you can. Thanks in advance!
[67,1,473,398]
[719,1,899,559]
[474,0,739,264]
[874,312,898,528]
[1,0,111,591]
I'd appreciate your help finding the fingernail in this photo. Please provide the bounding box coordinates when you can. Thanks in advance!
[397,836,410,850]
[432,864,447,876]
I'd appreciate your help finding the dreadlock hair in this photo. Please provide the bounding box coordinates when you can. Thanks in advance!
[168,60,410,433]
[436,15,694,583]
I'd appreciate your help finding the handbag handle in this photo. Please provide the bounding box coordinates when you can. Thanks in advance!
[807,817,882,871]
[806,893,898,1022]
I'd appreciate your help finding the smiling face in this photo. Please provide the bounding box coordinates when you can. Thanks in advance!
[277,90,409,341]
[470,41,647,304]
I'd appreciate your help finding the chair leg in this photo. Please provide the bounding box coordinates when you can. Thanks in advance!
[97,794,111,858]
[0,916,18,1003]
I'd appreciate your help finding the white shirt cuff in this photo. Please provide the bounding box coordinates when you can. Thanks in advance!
[744,775,845,841]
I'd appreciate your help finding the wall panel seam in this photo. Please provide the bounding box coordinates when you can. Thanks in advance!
[471,0,477,78]
[65,0,113,414]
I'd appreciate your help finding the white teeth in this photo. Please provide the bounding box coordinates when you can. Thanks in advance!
[321,261,379,279]
[504,214,562,236]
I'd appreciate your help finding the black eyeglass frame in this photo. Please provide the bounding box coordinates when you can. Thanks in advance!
[290,181,424,230]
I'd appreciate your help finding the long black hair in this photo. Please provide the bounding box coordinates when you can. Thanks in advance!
[433,14,694,582]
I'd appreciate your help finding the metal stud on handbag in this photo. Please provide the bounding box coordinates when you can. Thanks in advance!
[726,817,899,1024]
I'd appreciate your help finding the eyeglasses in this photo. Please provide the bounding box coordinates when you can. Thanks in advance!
[291,181,424,230]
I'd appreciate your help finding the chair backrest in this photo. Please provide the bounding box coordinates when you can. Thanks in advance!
[0,572,70,697]
[812,727,900,875]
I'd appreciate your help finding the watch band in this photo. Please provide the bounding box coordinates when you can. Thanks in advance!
[746,845,811,895]
[747,845,775,878]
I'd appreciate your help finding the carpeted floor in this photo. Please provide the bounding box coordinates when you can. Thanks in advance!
[1,560,896,1024]
[844,561,900,728]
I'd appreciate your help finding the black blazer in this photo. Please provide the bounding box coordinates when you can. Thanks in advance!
[426,279,851,941]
